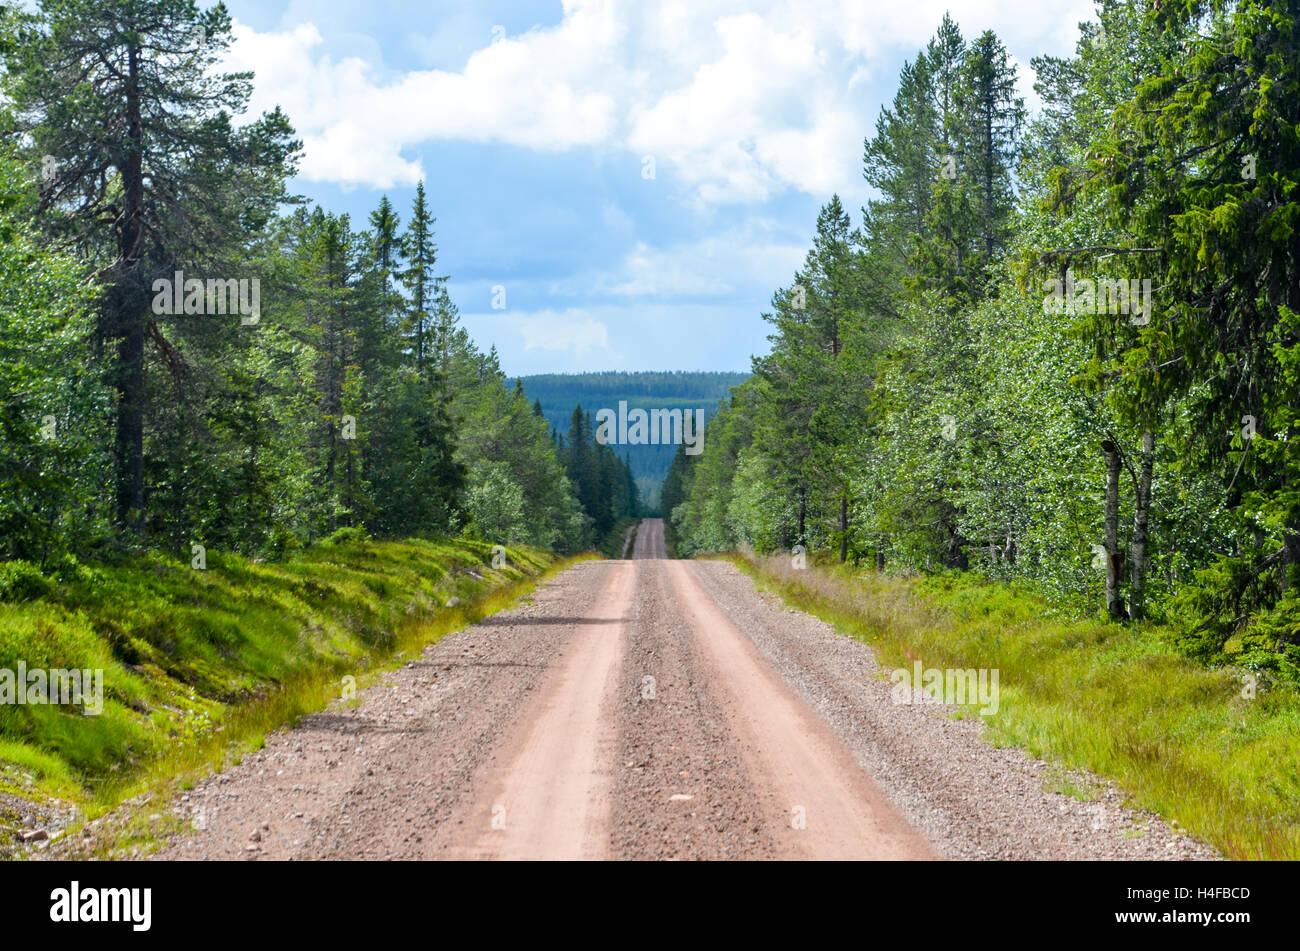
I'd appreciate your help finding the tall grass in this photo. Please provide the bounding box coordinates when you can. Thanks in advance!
[728,550,1300,860]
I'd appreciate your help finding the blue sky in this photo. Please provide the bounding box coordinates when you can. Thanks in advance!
[218,0,1095,376]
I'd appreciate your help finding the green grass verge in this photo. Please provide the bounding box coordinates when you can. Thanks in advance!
[725,549,1300,861]
[0,537,592,856]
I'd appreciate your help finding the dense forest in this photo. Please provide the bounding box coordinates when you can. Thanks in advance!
[521,372,748,510]
[666,1,1300,680]
[0,0,636,570]
[521,372,751,403]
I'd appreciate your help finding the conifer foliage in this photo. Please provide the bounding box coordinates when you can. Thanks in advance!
[667,4,1300,679]
[0,1,632,564]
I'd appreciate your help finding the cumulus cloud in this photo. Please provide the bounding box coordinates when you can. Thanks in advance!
[532,221,806,300]
[513,310,615,358]
[225,4,622,188]
[225,0,1094,198]
[601,232,805,298]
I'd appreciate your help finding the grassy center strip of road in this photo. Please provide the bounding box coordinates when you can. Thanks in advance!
[725,549,1300,860]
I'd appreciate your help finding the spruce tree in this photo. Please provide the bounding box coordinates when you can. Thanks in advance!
[399,181,444,373]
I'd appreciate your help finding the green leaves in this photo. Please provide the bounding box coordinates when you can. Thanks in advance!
[672,3,1300,665]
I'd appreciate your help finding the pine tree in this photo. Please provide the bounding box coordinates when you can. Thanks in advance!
[911,22,1024,304]
[7,0,299,536]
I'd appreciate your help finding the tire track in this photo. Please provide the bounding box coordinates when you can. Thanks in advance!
[665,558,937,860]
[435,562,632,859]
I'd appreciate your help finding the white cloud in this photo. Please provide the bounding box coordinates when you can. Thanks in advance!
[225,4,622,188]
[226,0,1095,198]
[1012,54,1046,119]
[534,220,805,301]
[625,13,839,201]
[610,241,734,297]
[601,232,805,298]
[512,310,615,358]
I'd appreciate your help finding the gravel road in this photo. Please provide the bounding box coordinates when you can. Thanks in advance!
[150,518,1215,861]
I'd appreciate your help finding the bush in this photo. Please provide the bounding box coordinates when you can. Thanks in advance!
[53,552,104,588]
[465,464,527,543]
[0,560,56,602]
[263,527,303,560]
[321,526,369,547]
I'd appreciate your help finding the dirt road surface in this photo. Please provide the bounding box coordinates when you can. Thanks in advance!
[151,519,1215,861]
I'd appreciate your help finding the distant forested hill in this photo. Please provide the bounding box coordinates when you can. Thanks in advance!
[519,371,749,511]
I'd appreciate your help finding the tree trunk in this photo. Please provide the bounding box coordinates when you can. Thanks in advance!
[943,500,968,570]
[112,42,147,535]
[1281,468,1300,599]
[1129,431,1154,620]
[1281,473,1300,646]
[325,266,339,533]
[1285,524,1300,590]
[839,494,849,563]
[345,444,354,527]
[797,486,807,545]
[1101,439,1126,620]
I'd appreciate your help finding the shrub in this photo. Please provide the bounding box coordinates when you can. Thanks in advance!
[321,526,369,547]
[0,560,55,602]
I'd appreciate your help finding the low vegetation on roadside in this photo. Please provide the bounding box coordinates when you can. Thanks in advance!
[602,518,639,560]
[0,537,579,858]
[730,549,1300,861]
